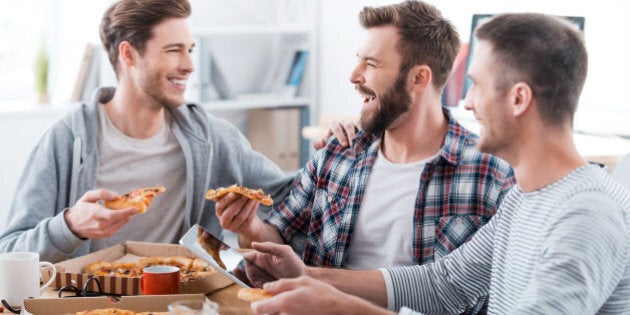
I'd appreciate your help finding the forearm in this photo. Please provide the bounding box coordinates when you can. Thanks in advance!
[341,293,395,315]
[0,211,82,263]
[306,266,388,307]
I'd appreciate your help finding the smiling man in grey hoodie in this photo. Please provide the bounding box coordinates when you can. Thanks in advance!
[0,0,297,263]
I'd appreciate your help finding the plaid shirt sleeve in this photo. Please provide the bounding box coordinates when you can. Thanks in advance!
[264,148,323,254]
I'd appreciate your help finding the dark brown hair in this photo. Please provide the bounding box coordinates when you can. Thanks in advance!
[359,0,460,89]
[476,13,588,126]
[99,0,191,77]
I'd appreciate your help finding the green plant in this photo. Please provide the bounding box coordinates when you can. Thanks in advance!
[34,42,49,99]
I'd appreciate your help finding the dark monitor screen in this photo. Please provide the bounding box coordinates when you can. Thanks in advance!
[460,14,585,100]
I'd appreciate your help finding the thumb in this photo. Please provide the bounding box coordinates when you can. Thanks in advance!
[78,189,119,203]
[312,138,325,150]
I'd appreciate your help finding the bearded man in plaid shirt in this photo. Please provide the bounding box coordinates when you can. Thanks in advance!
[216,1,514,313]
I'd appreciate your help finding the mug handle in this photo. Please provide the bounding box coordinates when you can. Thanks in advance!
[39,262,57,291]
[140,275,145,294]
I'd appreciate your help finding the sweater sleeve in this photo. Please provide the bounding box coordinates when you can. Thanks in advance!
[231,126,296,211]
[384,214,497,314]
[0,122,84,262]
[511,192,628,314]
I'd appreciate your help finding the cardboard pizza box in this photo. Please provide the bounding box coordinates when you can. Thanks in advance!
[41,242,233,296]
[23,293,205,315]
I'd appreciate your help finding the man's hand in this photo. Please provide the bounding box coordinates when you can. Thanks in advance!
[214,193,264,239]
[242,242,306,286]
[251,276,391,315]
[312,119,358,150]
[64,189,139,239]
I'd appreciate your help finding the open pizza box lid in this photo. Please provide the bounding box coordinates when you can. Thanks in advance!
[42,242,233,295]
[23,293,205,315]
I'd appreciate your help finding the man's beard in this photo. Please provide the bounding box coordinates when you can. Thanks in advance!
[359,72,411,135]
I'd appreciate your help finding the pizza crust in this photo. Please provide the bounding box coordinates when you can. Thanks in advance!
[105,186,166,213]
[237,287,274,302]
[205,184,273,206]
[83,256,217,281]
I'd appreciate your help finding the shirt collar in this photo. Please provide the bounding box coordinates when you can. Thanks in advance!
[438,107,479,166]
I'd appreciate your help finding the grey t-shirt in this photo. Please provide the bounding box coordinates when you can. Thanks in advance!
[92,104,186,251]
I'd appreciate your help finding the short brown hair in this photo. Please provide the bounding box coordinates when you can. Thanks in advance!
[359,0,460,89]
[476,13,588,126]
[99,0,191,77]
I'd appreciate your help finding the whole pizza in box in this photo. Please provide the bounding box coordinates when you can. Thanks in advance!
[44,242,233,295]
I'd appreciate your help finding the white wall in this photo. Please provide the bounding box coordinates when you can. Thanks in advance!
[317,0,630,136]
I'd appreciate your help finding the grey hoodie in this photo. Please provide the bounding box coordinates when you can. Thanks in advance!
[0,87,295,262]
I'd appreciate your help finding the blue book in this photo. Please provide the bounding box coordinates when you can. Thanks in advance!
[286,50,308,88]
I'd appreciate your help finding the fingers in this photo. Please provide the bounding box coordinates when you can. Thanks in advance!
[216,193,259,232]
[311,138,326,150]
[105,207,140,221]
[252,277,319,315]
[66,203,138,239]
[233,200,259,230]
[342,119,357,144]
[328,121,347,147]
[251,242,293,256]
[262,277,305,294]
[78,189,119,203]
[215,192,241,217]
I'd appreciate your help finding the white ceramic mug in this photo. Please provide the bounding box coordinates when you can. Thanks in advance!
[168,298,219,315]
[0,252,56,307]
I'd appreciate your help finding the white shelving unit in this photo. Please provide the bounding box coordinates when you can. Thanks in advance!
[188,0,318,169]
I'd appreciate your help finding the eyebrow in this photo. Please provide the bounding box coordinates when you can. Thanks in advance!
[356,53,380,63]
[162,42,196,50]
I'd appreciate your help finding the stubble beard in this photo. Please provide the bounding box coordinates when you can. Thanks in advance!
[141,69,185,109]
[359,72,411,135]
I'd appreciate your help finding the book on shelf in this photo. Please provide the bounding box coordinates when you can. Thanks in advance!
[281,49,308,97]
[262,46,309,97]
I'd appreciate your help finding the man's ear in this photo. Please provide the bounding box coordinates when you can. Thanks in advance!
[509,82,533,117]
[118,41,136,68]
[409,65,431,91]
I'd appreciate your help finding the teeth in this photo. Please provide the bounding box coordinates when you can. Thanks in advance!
[361,94,376,102]
[170,79,187,86]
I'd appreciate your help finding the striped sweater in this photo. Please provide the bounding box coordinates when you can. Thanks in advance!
[383,164,630,314]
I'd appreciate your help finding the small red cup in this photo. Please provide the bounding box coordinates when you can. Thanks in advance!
[140,265,180,295]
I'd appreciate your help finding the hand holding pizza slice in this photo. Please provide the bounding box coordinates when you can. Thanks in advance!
[205,184,273,206]
[104,186,166,213]
[237,287,275,302]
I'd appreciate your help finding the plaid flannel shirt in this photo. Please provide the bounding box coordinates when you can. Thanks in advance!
[265,109,514,314]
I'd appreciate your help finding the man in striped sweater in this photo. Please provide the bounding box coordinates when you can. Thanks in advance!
[242,12,630,315]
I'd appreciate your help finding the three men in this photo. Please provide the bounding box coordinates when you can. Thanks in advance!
[244,12,630,315]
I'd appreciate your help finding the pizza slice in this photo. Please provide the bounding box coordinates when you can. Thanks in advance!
[83,261,143,278]
[237,287,274,302]
[105,186,166,213]
[205,184,273,206]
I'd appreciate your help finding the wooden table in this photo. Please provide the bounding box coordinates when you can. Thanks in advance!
[207,283,253,315]
[1,284,252,314]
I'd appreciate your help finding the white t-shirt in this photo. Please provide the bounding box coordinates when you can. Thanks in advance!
[343,149,430,270]
[91,104,186,251]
